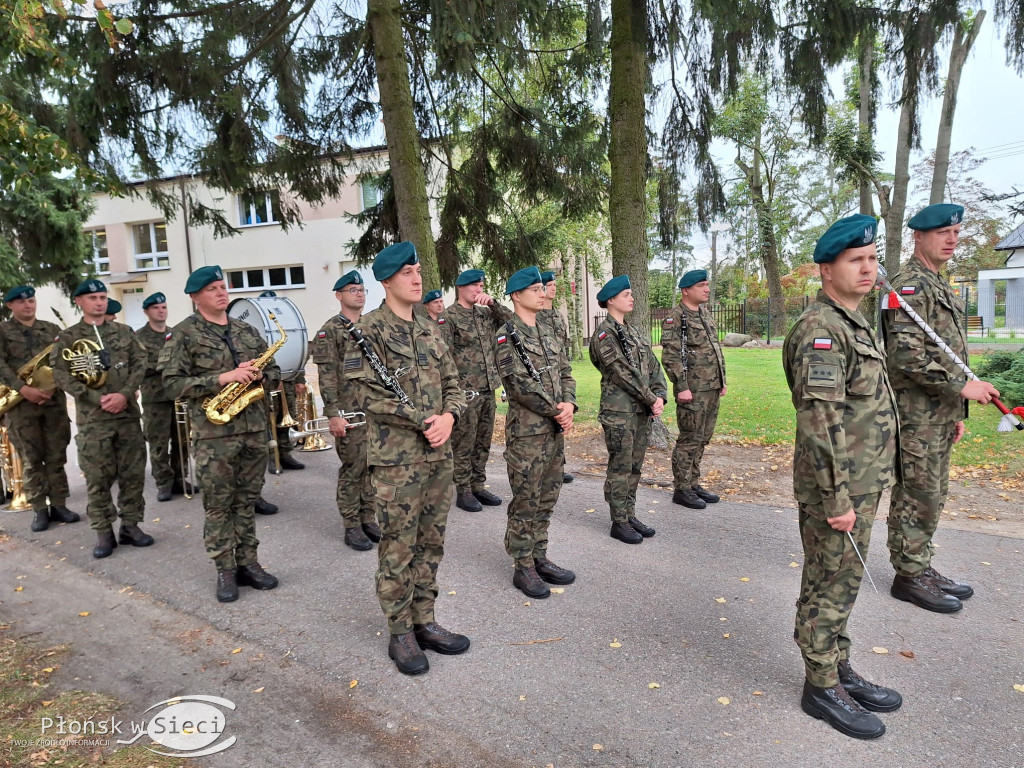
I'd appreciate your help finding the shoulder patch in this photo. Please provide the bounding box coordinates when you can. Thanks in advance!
[164,332,173,340]
[317,330,327,339]
[663,317,674,325]
[812,338,832,350]
[807,364,839,388]
[900,286,916,295]
[497,334,507,345]
[598,330,607,340]
[437,317,446,325]
[54,335,60,342]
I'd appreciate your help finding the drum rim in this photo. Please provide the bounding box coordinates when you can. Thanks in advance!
[227,296,308,380]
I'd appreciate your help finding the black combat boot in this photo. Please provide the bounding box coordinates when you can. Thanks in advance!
[535,557,576,585]
[922,567,974,599]
[156,485,173,502]
[93,530,117,558]
[30,508,50,532]
[610,521,643,544]
[171,480,194,496]
[236,563,279,590]
[361,521,382,542]
[48,505,80,524]
[344,527,373,551]
[628,517,656,537]
[838,660,903,712]
[388,632,429,675]
[891,574,962,613]
[216,570,239,603]
[455,491,482,512]
[118,523,155,547]
[691,485,720,503]
[473,489,502,506]
[279,454,305,470]
[254,497,279,515]
[512,566,550,599]
[800,680,886,739]
[414,623,470,655]
[672,488,706,509]
[562,472,574,483]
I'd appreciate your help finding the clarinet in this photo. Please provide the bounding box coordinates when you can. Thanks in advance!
[505,321,562,434]
[341,317,412,407]
[613,321,651,416]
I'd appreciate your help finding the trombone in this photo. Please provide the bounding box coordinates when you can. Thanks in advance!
[174,400,196,499]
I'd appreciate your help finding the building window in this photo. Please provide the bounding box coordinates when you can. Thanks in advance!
[238,190,282,226]
[87,229,110,275]
[227,265,305,291]
[132,221,169,270]
[361,178,383,211]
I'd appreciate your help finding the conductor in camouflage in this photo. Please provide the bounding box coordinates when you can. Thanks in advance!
[782,215,902,740]
[589,275,666,545]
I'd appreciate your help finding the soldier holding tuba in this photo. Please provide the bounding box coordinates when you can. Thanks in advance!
[0,285,79,532]
[51,280,151,558]
[162,266,281,604]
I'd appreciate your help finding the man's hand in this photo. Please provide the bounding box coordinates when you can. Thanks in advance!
[218,360,263,386]
[953,420,966,444]
[328,415,349,438]
[99,392,128,414]
[476,293,495,306]
[651,397,665,417]
[423,412,455,447]
[827,509,856,532]
[555,402,575,433]
[720,385,728,396]
[961,379,999,404]
[677,389,693,403]
[18,385,52,405]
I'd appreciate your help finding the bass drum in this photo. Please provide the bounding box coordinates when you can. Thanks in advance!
[228,295,308,381]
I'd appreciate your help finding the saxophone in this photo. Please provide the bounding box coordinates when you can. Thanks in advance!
[203,313,286,425]
[0,344,57,416]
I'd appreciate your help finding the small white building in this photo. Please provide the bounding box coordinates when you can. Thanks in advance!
[977,221,1024,332]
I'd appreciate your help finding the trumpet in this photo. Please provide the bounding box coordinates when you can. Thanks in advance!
[0,344,57,416]
[174,400,196,499]
[288,412,365,442]
[62,324,110,388]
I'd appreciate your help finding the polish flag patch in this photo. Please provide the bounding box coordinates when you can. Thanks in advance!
[598,331,607,340]
[497,335,507,345]
[437,317,446,325]
[664,317,674,324]
[317,330,327,339]
[900,286,917,295]
[813,338,832,350]
[164,332,173,340]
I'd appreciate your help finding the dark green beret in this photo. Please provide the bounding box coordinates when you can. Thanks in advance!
[540,270,555,285]
[423,289,443,304]
[505,266,543,296]
[333,270,364,291]
[908,203,965,231]
[3,285,34,303]
[813,215,877,263]
[678,270,708,289]
[259,290,277,298]
[597,275,631,303]
[73,279,108,297]
[142,292,166,309]
[372,241,418,281]
[456,269,485,287]
[105,299,122,315]
[184,265,225,294]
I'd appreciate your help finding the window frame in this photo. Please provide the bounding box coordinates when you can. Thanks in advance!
[86,229,110,276]
[237,190,283,227]
[131,221,170,271]
[226,265,306,293]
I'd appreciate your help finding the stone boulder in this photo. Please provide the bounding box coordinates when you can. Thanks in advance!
[722,333,754,347]
[741,340,766,348]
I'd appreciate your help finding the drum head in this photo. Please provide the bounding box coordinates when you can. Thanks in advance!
[228,296,308,380]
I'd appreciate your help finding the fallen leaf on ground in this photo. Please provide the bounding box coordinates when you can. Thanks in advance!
[41,667,54,673]
[900,650,916,659]
[752,691,764,696]
[448,591,457,595]
[715,597,727,603]
[550,587,565,594]
[723,633,730,638]
[593,744,604,751]
[78,611,89,617]
[789,562,799,568]
[739,577,750,582]
[231,647,242,654]
[510,637,563,646]
[648,682,661,689]
[585,508,595,514]
[1012,684,1024,693]
[872,647,889,654]
[349,680,358,689]
[519,695,526,701]
[718,696,730,706]
[981,561,991,566]
[14,586,23,592]
[253,687,265,693]
[609,639,622,648]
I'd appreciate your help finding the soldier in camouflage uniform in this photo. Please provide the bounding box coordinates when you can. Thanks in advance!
[104,298,122,322]
[443,269,511,513]
[135,292,184,501]
[0,285,78,532]
[51,280,151,559]
[783,215,903,740]
[497,266,577,599]
[313,270,380,551]
[422,289,445,322]
[882,204,1000,614]
[163,266,280,603]
[538,270,574,484]
[589,276,667,544]
[661,269,727,509]
[259,291,306,472]
[343,242,469,675]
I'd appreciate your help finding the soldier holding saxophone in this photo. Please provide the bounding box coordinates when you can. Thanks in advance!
[162,266,281,603]
[0,285,78,532]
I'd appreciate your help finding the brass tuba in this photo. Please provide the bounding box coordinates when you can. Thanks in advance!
[61,324,110,388]
[203,313,287,425]
[0,426,30,511]
[0,344,57,416]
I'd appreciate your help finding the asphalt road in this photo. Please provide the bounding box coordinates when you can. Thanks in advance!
[2,444,1022,768]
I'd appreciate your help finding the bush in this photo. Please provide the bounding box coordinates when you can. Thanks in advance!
[975,348,1024,408]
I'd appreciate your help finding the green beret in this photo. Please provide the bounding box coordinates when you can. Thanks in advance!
[142,292,166,309]
[333,270,364,291]
[372,241,418,281]
[908,203,965,231]
[423,289,443,304]
[505,266,543,295]
[597,275,631,303]
[3,285,34,303]
[105,299,122,315]
[184,265,225,294]
[73,279,108,297]
[540,270,556,285]
[813,215,877,263]
[678,270,708,289]
[259,290,277,298]
[456,269,485,287]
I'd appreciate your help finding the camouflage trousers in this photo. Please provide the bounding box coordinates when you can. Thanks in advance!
[795,492,879,688]
[887,421,955,577]
[76,418,147,532]
[6,400,71,509]
[452,391,496,493]
[600,412,651,523]
[505,433,564,567]
[194,432,267,570]
[335,430,374,528]
[371,459,453,635]
[672,388,720,489]
[142,400,182,489]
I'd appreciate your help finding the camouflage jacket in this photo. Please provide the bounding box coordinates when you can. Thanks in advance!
[343,304,466,467]
[783,291,899,519]
[50,319,145,425]
[589,316,667,415]
[538,307,571,356]
[882,256,969,425]
[440,301,513,393]
[496,314,576,439]
[161,314,280,439]
[312,313,361,418]
[0,318,66,408]
[135,323,172,404]
[661,303,726,394]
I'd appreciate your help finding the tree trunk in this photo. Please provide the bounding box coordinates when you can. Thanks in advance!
[930,11,985,204]
[608,0,651,339]
[738,136,785,339]
[708,229,718,304]
[366,0,440,290]
[884,69,915,274]
[857,29,876,216]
